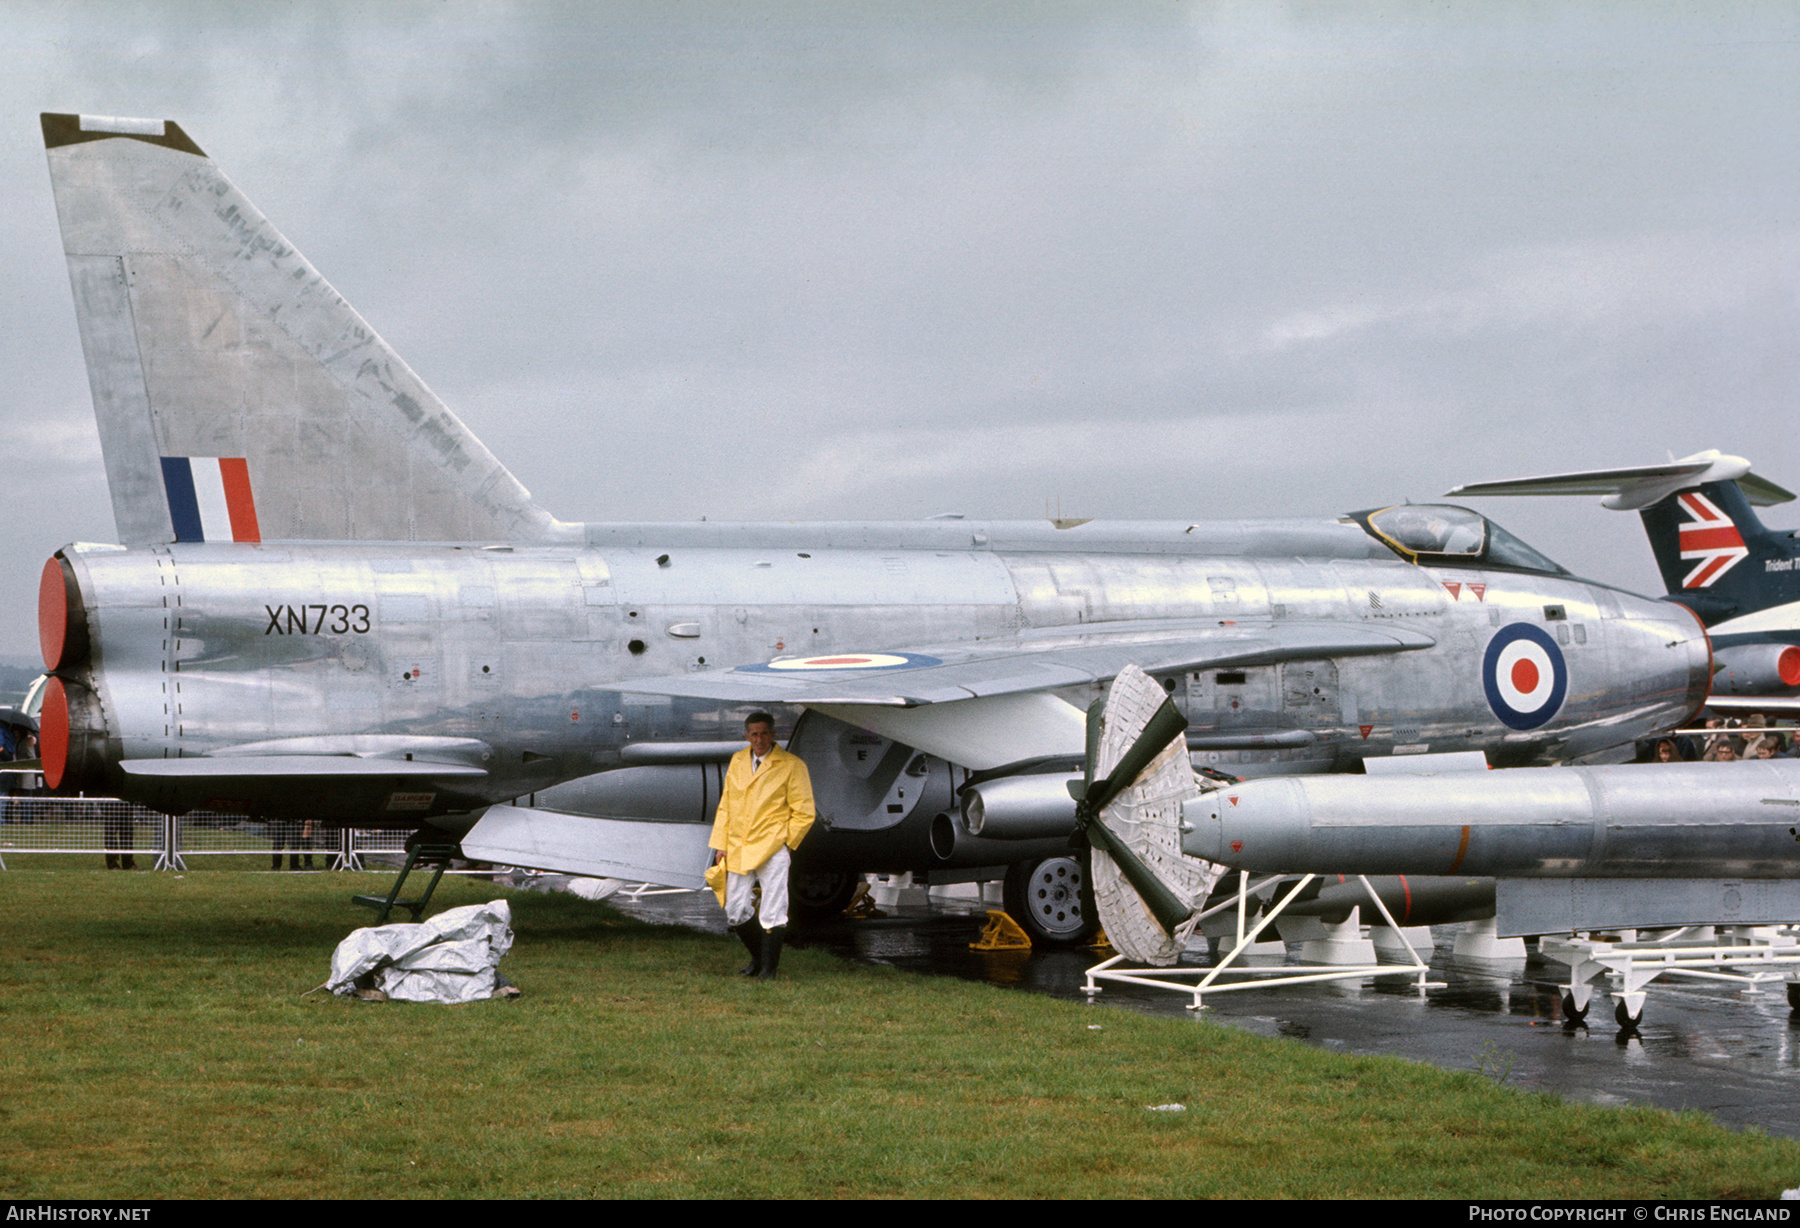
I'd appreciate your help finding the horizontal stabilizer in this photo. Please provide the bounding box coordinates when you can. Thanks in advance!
[462,805,711,889]
[113,755,489,825]
[1448,449,1796,510]
[121,756,486,778]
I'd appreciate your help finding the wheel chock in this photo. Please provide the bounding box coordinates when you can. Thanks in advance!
[843,882,886,920]
[1090,926,1115,953]
[971,909,1033,951]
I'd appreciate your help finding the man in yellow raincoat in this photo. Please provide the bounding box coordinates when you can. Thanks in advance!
[706,711,816,978]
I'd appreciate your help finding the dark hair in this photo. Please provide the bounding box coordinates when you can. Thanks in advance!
[744,711,775,731]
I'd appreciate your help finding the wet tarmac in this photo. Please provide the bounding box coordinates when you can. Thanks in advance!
[599,882,1800,1139]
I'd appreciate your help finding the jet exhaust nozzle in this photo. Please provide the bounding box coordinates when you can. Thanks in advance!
[1712,643,1800,694]
[40,676,109,792]
[39,555,89,672]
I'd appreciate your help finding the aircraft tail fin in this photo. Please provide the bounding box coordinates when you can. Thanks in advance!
[40,113,570,545]
[1639,479,1800,620]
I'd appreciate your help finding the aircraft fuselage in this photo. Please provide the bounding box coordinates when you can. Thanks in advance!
[41,515,1710,829]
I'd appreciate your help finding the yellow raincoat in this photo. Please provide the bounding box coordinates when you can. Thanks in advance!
[706,745,816,905]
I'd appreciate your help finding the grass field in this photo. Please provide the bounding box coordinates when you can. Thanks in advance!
[2,871,1798,1199]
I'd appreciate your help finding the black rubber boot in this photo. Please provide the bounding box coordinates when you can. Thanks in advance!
[733,922,763,977]
[756,926,786,980]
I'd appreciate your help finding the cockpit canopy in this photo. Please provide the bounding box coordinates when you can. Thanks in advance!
[1349,504,1568,575]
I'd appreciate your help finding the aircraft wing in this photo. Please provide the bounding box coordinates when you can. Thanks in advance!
[604,619,1434,769]
[607,619,1434,707]
[120,758,487,779]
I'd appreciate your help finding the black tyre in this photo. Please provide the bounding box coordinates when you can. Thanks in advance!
[789,867,862,921]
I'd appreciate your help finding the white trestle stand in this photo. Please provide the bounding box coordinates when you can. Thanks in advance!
[1084,870,1446,1011]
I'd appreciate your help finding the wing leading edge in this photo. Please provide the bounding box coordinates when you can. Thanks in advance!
[604,619,1435,707]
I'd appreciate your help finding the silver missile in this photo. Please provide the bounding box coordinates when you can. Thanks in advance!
[1184,761,1800,880]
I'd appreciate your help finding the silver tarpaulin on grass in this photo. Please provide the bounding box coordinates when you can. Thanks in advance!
[326,900,515,1003]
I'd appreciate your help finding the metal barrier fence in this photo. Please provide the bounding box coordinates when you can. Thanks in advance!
[0,794,412,871]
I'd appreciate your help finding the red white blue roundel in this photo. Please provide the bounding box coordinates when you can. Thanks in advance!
[1483,624,1567,731]
[738,652,941,674]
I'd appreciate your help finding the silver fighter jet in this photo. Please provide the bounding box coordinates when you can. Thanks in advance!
[36,114,1710,940]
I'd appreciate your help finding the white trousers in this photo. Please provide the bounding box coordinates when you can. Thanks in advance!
[724,844,791,930]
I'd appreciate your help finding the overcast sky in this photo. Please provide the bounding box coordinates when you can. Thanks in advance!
[2,2,1797,663]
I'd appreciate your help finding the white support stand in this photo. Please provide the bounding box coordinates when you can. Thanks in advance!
[615,881,705,899]
[1451,918,1527,960]
[1371,924,1434,960]
[1540,927,1800,1029]
[153,813,186,872]
[1201,903,1284,958]
[868,873,920,909]
[332,827,361,872]
[927,881,983,904]
[1084,871,1445,1010]
[1297,909,1378,965]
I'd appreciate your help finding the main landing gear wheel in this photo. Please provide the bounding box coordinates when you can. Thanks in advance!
[790,868,861,921]
[1561,991,1589,1029]
[1003,855,1098,946]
